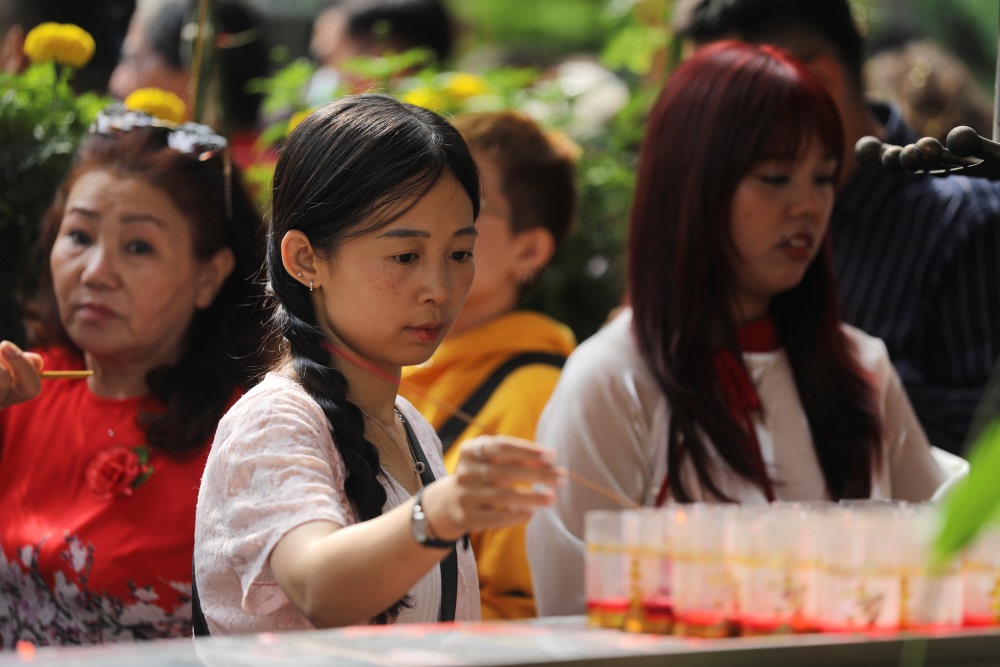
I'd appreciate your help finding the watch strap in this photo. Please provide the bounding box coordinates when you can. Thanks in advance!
[411,487,455,549]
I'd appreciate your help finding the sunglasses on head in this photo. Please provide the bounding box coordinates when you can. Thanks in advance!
[91,103,234,220]
[91,103,229,160]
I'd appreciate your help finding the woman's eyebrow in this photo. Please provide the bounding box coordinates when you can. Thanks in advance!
[121,214,166,228]
[376,225,478,239]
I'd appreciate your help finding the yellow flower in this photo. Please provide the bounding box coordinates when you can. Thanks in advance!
[443,73,489,100]
[287,109,314,134]
[124,88,188,125]
[402,87,447,112]
[23,23,95,69]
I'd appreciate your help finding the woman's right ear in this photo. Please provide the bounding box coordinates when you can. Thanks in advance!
[280,230,318,290]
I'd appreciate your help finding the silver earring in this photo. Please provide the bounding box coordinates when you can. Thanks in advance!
[296,271,302,278]
[309,280,314,293]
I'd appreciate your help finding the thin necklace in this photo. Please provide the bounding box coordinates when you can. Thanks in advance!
[361,408,426,475]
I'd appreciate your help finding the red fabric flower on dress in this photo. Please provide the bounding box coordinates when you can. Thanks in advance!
[86,445,154,500]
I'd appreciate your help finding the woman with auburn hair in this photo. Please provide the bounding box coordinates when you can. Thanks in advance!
[526,41,952,616]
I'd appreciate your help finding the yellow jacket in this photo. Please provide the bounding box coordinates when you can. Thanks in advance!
[402,310,575,619]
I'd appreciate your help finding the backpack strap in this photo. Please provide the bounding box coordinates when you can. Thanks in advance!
[401,413,463,623]
[437,352,566,454]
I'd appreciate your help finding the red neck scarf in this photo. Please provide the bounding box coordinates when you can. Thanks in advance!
[656,315,778,506]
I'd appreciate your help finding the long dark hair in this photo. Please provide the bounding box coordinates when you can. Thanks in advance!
[27,126,275,459]
[267,94,479,623]
[628,41,881,502]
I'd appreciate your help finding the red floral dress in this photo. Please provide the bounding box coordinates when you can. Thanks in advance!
[0,348,221,647]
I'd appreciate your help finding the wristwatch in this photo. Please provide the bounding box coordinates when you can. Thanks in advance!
[411,487,455,549]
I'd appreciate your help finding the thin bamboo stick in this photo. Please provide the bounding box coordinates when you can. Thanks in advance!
[40,370,93,380]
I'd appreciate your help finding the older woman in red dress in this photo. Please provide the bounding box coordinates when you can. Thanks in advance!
[0,104,273,646]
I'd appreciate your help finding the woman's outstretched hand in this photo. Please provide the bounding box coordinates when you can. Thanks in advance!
[269,434,563,628]
[0,341,44,409]
[421,435,563,541]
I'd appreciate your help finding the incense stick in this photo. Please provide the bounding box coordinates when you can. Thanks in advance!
[561,468,641,509]
[320,342,641,510]
[41,370,94,380]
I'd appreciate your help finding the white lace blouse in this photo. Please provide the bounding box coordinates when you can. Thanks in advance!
[195,373,480,635]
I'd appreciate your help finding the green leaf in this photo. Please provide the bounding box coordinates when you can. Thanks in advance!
[132,445,150,465]
[933,418,1000,566]
[339,48,436,85]
[247,58,315,115]
[132,464,155,489]
[481,67,539,97]
[601,24,668,76]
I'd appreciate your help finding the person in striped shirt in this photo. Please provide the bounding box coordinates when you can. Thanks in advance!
[675,0,1000,454]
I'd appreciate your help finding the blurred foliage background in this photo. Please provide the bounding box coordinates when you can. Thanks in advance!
[244,0,998,340]
[3,0,999,345]
[236,0,1000,343]
[247,0,676,342]
[244,0,999,82]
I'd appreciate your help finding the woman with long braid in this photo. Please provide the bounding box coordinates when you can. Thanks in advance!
[193,94,560,634]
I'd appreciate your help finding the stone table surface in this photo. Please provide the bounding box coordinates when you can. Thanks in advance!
[2,616,999,666]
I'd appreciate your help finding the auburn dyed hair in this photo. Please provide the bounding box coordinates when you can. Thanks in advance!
[628,41,881,501]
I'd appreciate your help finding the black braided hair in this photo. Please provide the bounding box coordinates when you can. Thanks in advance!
[266,94,479,623]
